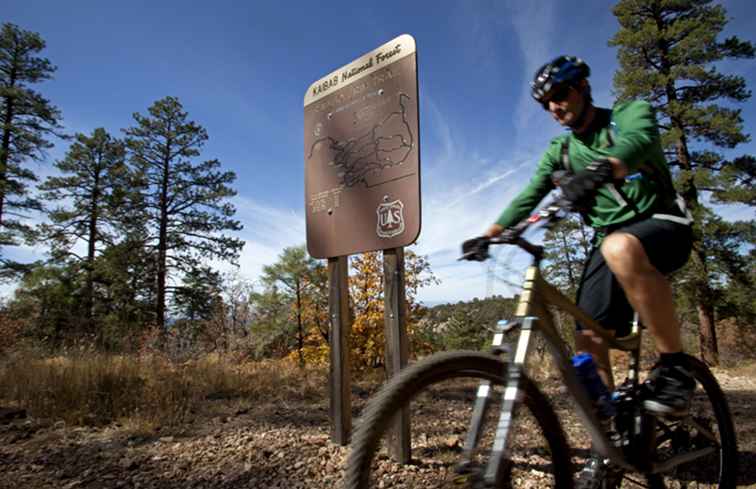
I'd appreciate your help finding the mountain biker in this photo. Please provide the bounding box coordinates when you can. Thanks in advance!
[463,56,696,418]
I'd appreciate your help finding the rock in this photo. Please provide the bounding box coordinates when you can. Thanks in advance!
[0,407,26,422]
[120,457,139,470]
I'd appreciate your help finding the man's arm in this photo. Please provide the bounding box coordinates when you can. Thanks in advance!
[484,222,505,238]
[606,156,628,179]
[487,143,560,236]
[601,100,662,175]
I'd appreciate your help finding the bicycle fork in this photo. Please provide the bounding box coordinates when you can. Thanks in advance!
[457,317,534,486]
[457,316,637,486]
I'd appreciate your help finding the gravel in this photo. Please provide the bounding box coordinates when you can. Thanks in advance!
[1,366,754,488]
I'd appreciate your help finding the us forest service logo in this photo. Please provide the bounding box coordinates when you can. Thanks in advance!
[376,200,405,238]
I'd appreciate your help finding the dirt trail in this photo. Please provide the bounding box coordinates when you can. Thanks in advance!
[1,367,753,488]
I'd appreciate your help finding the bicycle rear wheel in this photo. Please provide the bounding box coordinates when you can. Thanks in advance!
[344,351,574,488]
[647,355,738,489]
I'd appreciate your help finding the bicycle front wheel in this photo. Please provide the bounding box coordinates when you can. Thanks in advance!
[344,351,574,488]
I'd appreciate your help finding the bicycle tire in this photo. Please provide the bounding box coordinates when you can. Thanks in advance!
[647,354,738,489]
[344,351,574,488]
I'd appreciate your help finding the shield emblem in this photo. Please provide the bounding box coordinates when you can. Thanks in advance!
[376,200,405,238]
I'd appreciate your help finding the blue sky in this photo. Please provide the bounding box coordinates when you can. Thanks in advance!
[4,0,755,304]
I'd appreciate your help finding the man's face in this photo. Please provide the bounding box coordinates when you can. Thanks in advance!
[542,83,586,128]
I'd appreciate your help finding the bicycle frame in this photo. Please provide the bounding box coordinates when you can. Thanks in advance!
[461,260,711,486]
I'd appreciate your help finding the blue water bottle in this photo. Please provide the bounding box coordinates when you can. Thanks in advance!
[572,353,616,419]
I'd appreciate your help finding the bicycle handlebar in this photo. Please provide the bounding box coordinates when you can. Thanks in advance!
[492,198,569,242]
[460,198,571,262]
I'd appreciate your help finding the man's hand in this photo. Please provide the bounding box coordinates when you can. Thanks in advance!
[498,227,520,244]
[559,158,614,210]
[461,236,490,261]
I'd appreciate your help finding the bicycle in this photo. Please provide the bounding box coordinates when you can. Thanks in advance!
[344,199,737,488]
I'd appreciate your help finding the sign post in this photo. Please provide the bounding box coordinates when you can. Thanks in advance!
[328,256,351,445]
[383,247,410,462]
[304,34,420,455]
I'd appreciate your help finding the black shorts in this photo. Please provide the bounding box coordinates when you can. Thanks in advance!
[575,216,693,337]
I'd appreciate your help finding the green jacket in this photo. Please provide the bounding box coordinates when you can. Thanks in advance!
[496,100,676,230]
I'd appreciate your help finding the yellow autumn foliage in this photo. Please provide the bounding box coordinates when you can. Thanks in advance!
[285,249,437,370]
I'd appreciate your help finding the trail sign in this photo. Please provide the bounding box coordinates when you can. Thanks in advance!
[304,34,420,259]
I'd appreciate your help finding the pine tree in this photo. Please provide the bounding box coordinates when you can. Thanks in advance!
[542,215,592,298]
[249,285,293,358]
[124,96,244,330]
[38,128,127,331]
[610,0,754,365]
[91,165,160,346]
[7,262,78,345]
[0,23,64,278]
[95,235,157,347]
[258,245,325,367]
[173,265,223,321]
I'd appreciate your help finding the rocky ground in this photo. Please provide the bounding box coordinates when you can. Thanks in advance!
[0,365,754,489]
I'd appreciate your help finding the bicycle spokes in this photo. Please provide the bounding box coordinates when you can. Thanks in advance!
[649,376,731,487]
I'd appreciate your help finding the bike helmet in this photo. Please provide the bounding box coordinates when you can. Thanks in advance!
[531,56,590,103]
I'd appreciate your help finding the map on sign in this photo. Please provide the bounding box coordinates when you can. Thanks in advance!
[304,34,420,259]
[307,93,414,188]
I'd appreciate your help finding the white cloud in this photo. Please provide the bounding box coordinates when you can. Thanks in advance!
[417,163,532,254]
[233,196,306,248]
[421,93,456,171]
[217,196,307,284]
[439,162,530,211]
[505,0,559,138]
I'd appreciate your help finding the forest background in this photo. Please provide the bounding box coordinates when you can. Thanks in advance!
[0,0,754,430]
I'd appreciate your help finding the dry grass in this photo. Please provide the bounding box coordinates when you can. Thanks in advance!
[722,358,756,379]
[0,352,327,429]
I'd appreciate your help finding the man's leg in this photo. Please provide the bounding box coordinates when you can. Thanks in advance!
[573,249,621,485]
[599,232,681,353]
[600,231,694,416]
[576,330,614,390]
[574,246,632,391]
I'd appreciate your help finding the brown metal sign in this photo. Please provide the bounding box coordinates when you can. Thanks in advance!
[304,34,420,259]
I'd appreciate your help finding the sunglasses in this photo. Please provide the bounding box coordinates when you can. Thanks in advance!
[541,84,572,109]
